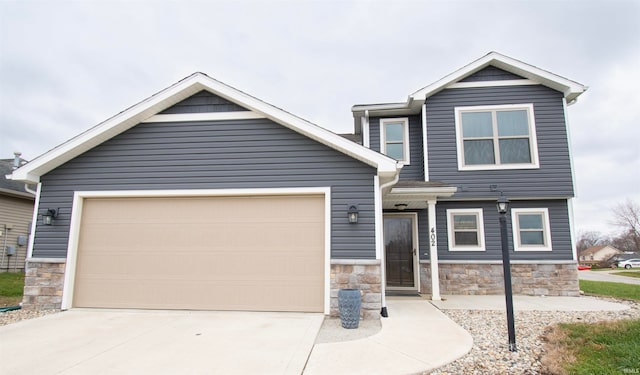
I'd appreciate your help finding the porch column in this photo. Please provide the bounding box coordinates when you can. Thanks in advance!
[427,199,441,300]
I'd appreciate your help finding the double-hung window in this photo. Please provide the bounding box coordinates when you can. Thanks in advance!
[380,118,410,164]
[446,208,485,251]
[454,104,539,170]
[511,208,552,251]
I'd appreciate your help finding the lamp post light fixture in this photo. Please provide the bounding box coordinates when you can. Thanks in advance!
[347,204,359,224]
[497,194,517,352]
[42,208,59,226]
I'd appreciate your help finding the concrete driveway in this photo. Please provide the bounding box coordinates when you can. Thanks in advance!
[578,269,640,285]
[0,309,323,375]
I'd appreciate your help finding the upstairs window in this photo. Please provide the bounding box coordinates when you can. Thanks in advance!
[446,208,485,251]
[511,208,552,251]
[380,118,410,164]
[454,104,539,170]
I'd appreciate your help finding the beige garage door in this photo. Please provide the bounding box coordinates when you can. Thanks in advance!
[73,195,325,312]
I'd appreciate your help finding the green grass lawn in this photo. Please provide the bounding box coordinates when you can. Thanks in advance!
[0,272,24,306]
[544,319,640,374]
[541,280,640,374]
[612,271,640,278]
[579,280,640,301]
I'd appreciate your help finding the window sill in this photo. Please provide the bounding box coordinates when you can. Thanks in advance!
[458,164,539,171]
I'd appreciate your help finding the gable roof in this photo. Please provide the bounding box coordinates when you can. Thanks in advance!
[580,245,622,257]
[352,51,587,116]
[0,158,35,199]
[9,73,399,184]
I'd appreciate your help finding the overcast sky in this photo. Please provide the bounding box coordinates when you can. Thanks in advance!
[1,0,638,236]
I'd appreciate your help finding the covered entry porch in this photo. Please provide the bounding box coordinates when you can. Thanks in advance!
[381,181,456,301]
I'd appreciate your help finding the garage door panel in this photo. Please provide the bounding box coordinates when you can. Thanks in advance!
[75,278,322,311]
[73,195,325,312]
[78,223,322,252]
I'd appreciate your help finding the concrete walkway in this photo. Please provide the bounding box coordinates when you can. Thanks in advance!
[304,298,473,375]
[430,294,631,311]
[578,269,640,285]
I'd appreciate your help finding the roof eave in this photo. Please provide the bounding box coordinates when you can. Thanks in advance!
[409,52,587,102]
[11,73,401,183]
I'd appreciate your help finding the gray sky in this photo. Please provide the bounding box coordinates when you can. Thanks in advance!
[1,0,639,236]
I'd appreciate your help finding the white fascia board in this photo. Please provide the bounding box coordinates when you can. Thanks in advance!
[410,52,586,102]
[11,72,399,183]
[10,74,206,183]
[389,186,457,197]
[352,102,409,113]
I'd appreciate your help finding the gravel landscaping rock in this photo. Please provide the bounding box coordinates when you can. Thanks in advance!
[428,298,640,374]
[0,309,58,326]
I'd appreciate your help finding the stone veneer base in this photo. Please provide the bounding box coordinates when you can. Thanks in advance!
[21,257,386,318]
[22,258,66,310]
[420,262,580,297]
[330,260,382,320]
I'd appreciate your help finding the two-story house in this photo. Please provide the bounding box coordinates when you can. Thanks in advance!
[352,52,586,304]
[10,52,585,318]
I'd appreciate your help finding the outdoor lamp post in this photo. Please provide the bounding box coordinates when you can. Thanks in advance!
[497,194,517,352]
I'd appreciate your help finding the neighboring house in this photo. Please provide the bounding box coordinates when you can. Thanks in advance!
[579,245,623,264]
[10,52,586,316]
[0,154,35,273]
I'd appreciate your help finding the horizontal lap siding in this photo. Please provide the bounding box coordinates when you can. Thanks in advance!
[0,195,33,271]
[34,119,377,259]
[369,115,423,180]
[426,85,573,198]
[434,200,573,261]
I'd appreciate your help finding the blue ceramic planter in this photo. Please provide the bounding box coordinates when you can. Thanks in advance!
[338,289,361,329]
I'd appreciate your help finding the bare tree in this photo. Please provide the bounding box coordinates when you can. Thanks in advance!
[610,198,640,252]
[576,230,608,253]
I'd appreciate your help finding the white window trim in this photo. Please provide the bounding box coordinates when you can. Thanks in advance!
[380,117,410,165]
[511,208,552,251]
[446,208,486,251]
[454,103,540,171]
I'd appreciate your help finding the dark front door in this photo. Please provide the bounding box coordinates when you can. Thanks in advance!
[384,215,416,289]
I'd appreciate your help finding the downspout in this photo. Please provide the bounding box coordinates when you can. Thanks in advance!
[362,110,370,148]
[378,171,400,317]
[24,184,36,195]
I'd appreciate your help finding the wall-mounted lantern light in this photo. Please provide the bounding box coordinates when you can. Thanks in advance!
[43,208,59,226]
[394,203,408,211]
[347,205,359,224]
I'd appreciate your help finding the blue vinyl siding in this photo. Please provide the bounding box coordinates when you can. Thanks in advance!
[33,118,377,259]
[460,66,524,82]
[430,200,573,261]
[368,115,423,180]
[426,85,574,198]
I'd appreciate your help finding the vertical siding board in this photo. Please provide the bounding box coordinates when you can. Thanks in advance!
[460,66,526,82]
[435,200,573,261]
[34,118,377,260]
[160,90,247,114]
[426,85,574,198]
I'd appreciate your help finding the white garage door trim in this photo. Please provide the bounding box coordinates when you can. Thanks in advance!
[61,187,332,314]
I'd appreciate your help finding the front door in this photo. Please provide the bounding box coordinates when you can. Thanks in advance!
[384,214,418,290]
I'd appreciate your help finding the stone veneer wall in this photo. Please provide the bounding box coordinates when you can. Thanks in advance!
[420,262,580,296]
[330,260,381,320]
[22,259,66,310]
